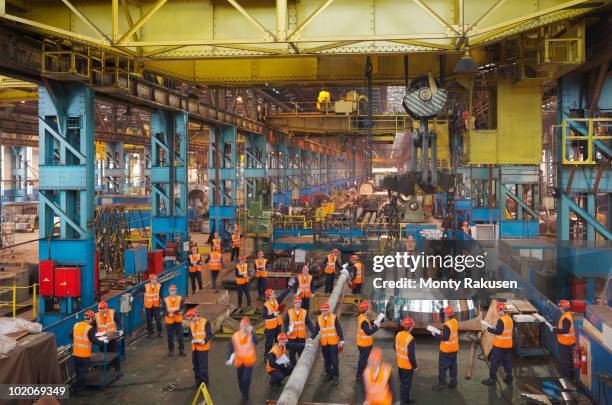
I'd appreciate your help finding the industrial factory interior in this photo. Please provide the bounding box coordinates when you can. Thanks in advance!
[0,1,610,404]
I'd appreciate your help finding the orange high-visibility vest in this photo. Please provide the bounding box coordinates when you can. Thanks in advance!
[356,313,373,347]
[209,251,223,271]
[557,311,575,346]
[364,363,392,405]
[265,343,286,373]
[255,258,268,278]
[264,300,283,329]
[318,314,339,346]
[440,318,459,353]
[232,234,241,248]
[144,282,161,308]
[324,254,337,274]
[73,321,93,358]
[232,330,256,367]
[164,296,183,324]
[189,253,202,273]
[353,262,363,284]
[298,274,312,298]
[395,331,414,370]
[288,308,307,339]
[191,318,210,351]
[236,263,249,285]
[212,238,221,249]
[95,309,117,333]
[493,315,513,349]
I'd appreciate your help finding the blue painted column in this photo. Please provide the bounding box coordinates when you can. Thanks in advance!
[104,141,125,193]
[8,146,27,200]
[150,110,189,254]
[38,82,95,324]
[209,126,238,242]
[244,133,267,201]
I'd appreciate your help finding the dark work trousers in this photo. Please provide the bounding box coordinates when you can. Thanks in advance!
[559,344,575,379]
[288,338,305,365]
[210,270,219,290]
[166,322,184,354]
[231,247,240,261]
[269,366,294,384]
[352,283,363,295]
[192,350,209,386]
[321,344,339,378]
[265,327,280,354]
[398,368,414,403]
[324,273,335,293]
[301,297,310,313]
[145,307,162,336]
[256,277,267,300]
[237,283,252,307]
[73,356,90,391]
[237,366,253,400]
[439,351,458,385]
[189,271,203,294]
[489,347,513,381]
[357,346,372,380]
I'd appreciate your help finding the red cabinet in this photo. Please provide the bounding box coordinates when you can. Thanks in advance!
[54,267,81,297]
[147,250,164,275]
[39,260,55,297]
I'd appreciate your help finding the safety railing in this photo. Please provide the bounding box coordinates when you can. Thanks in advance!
[561,118,611,164]
[0,283,38,319]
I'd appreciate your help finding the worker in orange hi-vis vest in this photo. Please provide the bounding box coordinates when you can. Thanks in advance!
[162,285,185,357]
[231,229,241,262]
[395,317,417,404]
[553,300,576,379]
[311,302,344,385]
[212,232,221,251]
[265,332,294,386]
[143,273,163,337]
[235,256,252,308]
[349,254,364,294]
[482,302,513,386]
[204,246,223,292]
[254,251,268,301]
[295,265,315,313]
[71,310,104,393]
[321,248,341,293]
[355,300,383,382]
[430,306,459,391]
[226,317,258,402]
[283,296,314,365]
[186,308,213,389]
[363,347,393,405]
[188,246,203,294]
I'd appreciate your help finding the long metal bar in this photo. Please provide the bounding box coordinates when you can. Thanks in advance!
[277,269,350,405]
[117,0,168,45]
[412,0,460,35]
[61,0,111,42]
[464,0,507,35]
[287,0,337,41]
[226,0,277,40]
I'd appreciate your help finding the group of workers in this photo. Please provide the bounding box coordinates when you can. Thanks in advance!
[73,236,578,403]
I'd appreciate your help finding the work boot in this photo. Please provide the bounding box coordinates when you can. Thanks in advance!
[332,376,339,385]
[157,333,163,338]
[168,352,174,357]
[179,351,186,357]
[449,382,457,389]
[503,378,513,385]
[432,384,448,391]
[481,378,496,386]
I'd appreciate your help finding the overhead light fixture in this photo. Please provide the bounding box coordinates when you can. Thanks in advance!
[236,96,243,103]
[453,50,478,74]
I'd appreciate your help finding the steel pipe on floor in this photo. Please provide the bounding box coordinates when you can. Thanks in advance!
[276,268,350,405]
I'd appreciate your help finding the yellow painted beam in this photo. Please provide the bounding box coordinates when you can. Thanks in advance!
[117,0,167,45]
[288,0,336,41]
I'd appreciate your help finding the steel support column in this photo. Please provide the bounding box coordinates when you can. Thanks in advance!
[209,126,238,242]
[103,141,125,193]
[38,82,95,325]
[150,110,189,254]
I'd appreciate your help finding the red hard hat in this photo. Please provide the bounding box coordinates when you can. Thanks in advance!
[240,316,250,326]
[462,111,469,117]
[359,300,370,311]
[444,306,454,316]
[368,347,382,364]
[277,332,288,342]
[98,301,108,310]
[265,289,273,298]
[293,296,302,303]
[149,273,156,280]
[168,284,177,291]
[320,302,330,311]
[496,302,507,311]
[258,251,264,256]
[350,254,359,260]
[186,308,198,318]
[559,300,570,309]
[332,248,339,253]
[239,255,246,260]
[84,310,95,319]
[402,317,414,328]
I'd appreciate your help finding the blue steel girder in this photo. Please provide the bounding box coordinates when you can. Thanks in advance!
[38,82,96,321]
[560,194,612,240]
[209,125,238,240]
[150,110,189,251]
[500,185,538,219]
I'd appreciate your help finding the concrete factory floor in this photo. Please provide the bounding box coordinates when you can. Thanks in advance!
[68,311,560,405]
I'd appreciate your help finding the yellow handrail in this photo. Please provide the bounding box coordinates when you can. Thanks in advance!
[562,118,611,164]
[0,283,38,318]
